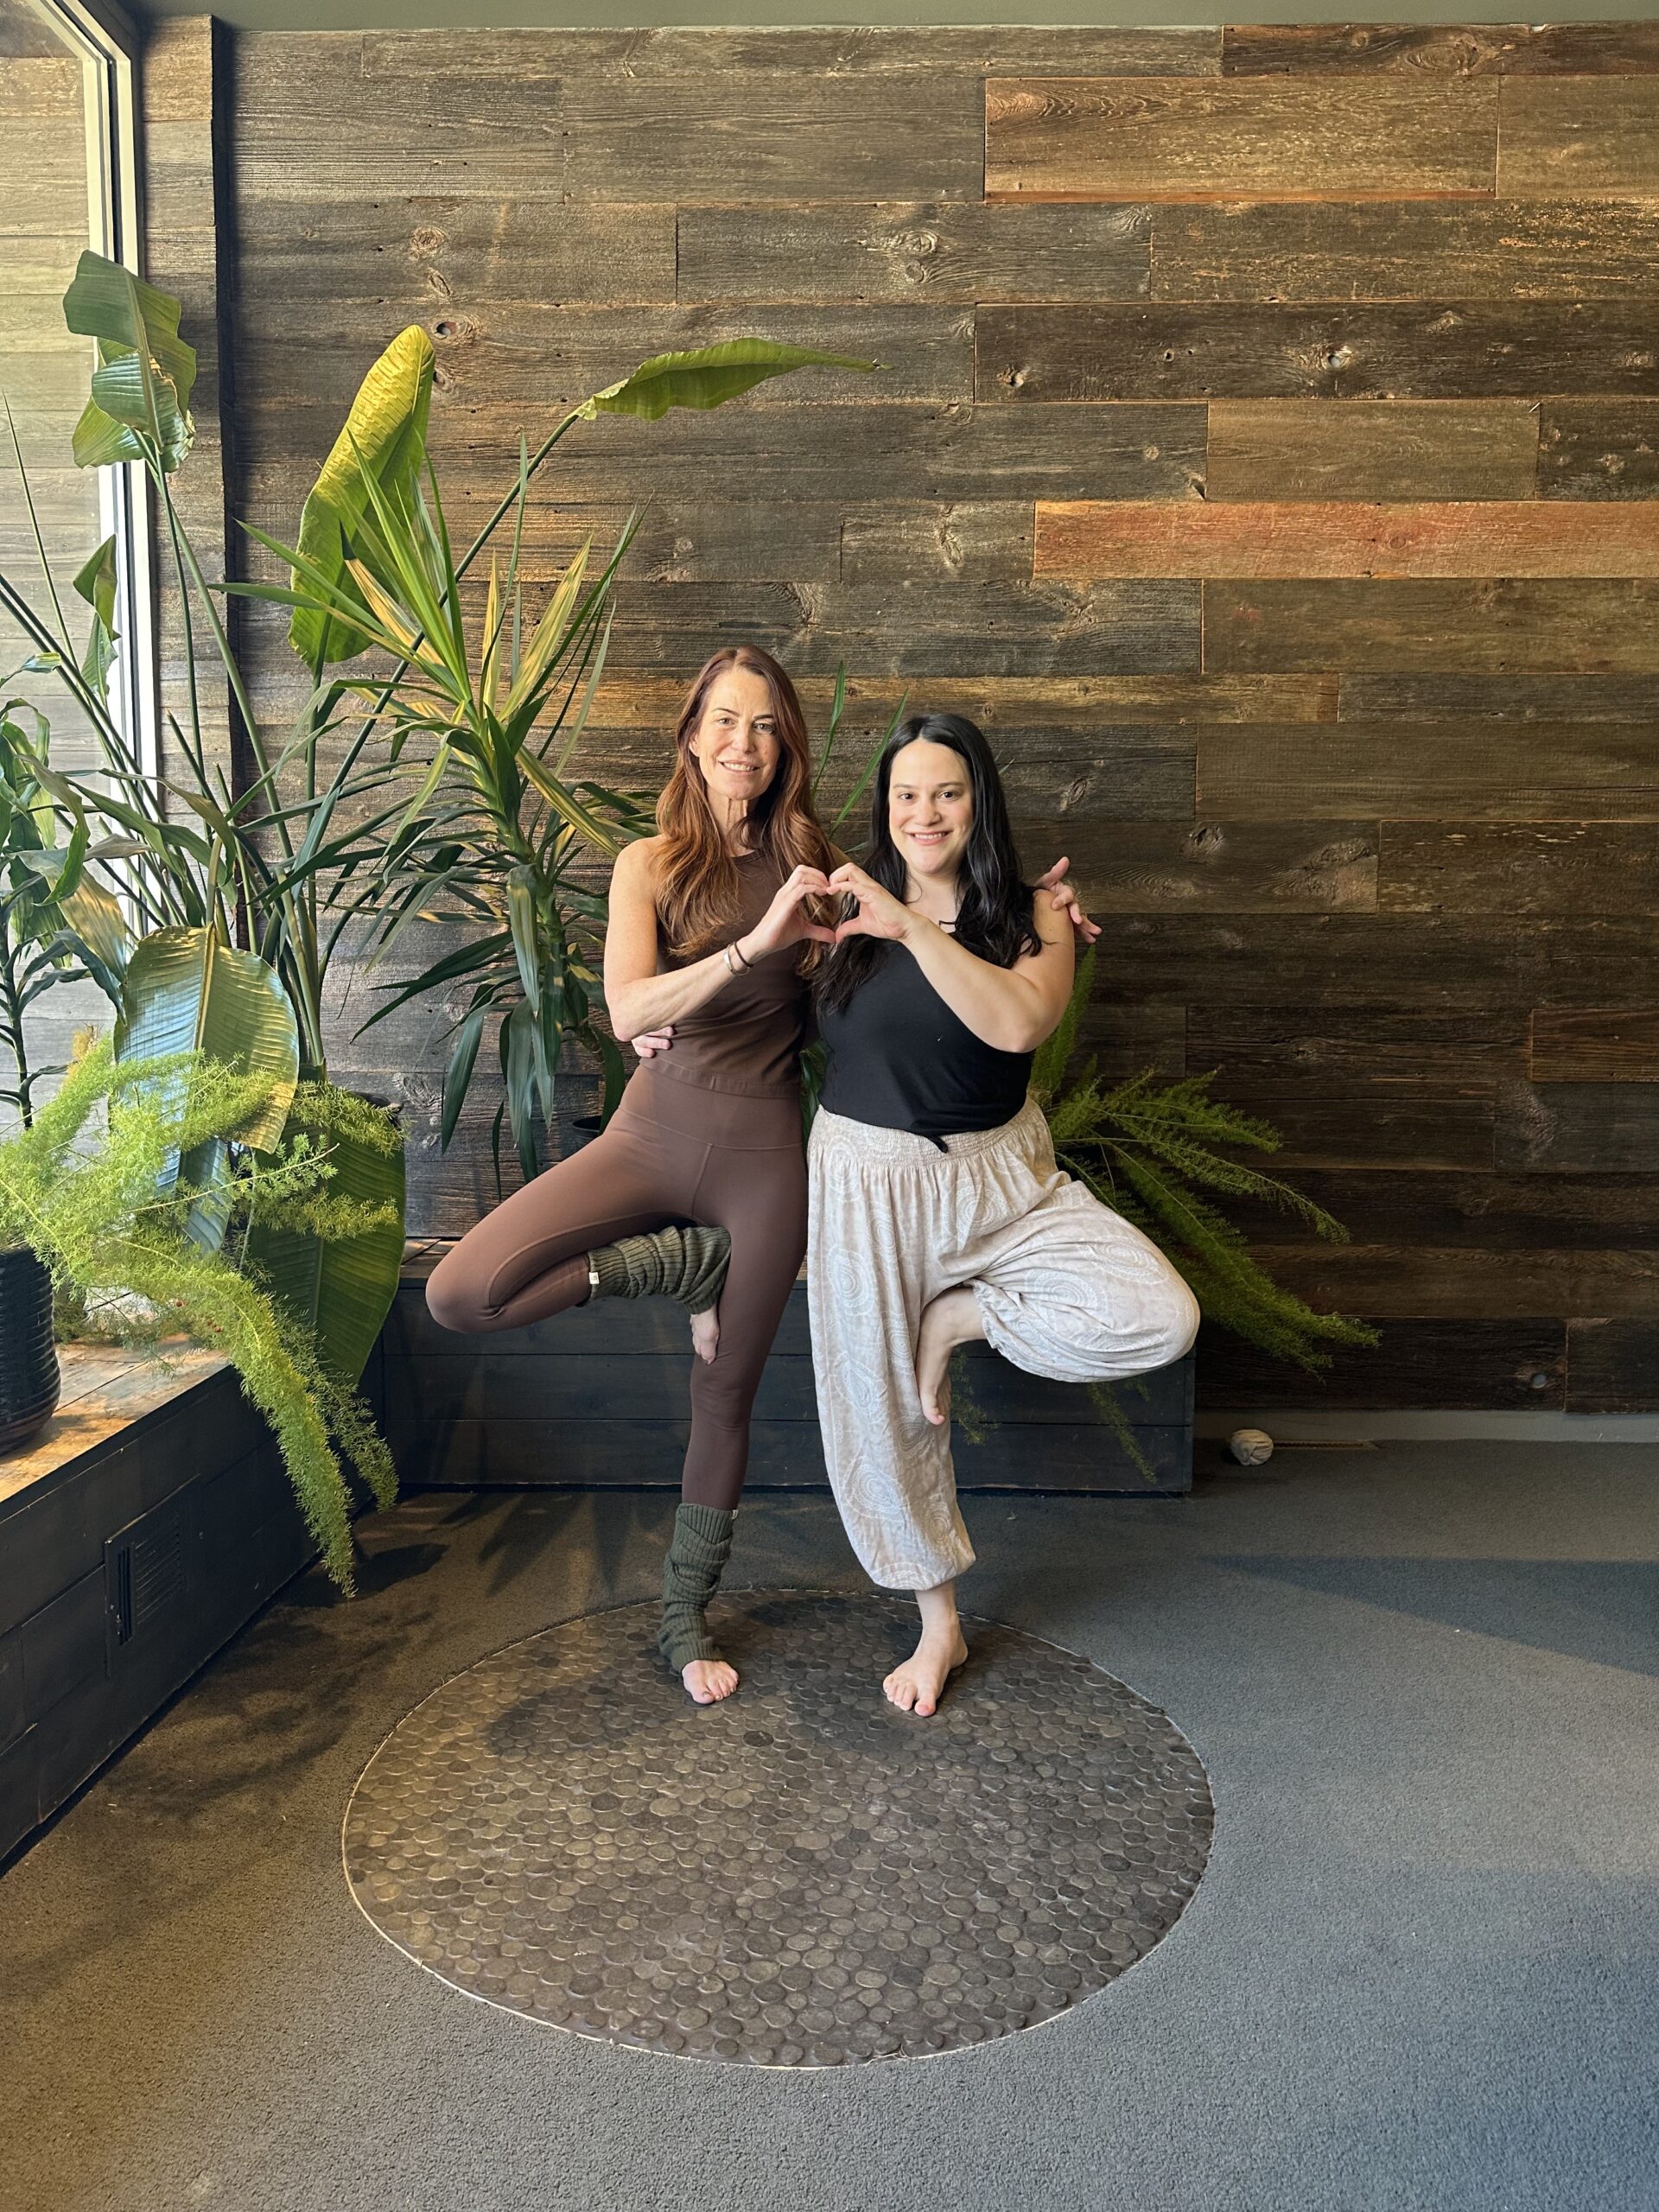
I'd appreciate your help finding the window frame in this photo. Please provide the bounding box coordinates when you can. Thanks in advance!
[30,0,157,784]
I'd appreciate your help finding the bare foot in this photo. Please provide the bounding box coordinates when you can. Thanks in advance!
[883,1625,969,1718]
[690,1306,720,1364]
[682,1656,738,1705]
[915,1285,982,1426]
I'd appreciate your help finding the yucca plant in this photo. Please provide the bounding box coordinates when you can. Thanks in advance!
[1033,951,1379,1372]
[1,1039,396,1591]
[0,257,410,1376]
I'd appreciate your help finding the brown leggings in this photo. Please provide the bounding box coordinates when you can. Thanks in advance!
[423,1069,806,1510]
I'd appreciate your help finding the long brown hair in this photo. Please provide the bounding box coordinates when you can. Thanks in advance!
[653,645,836,958]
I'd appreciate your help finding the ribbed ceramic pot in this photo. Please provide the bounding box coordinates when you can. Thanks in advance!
[0,1246,60,1452]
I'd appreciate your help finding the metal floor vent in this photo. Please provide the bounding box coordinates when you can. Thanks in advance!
[108,1510,188,1646]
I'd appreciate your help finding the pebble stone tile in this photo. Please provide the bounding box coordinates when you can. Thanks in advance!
[344,1592,1213,2068]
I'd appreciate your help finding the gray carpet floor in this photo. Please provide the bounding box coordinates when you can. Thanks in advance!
[3,1442,1656,2212]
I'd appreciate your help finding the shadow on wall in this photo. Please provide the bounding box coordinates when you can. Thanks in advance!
[1211,1557,1659,1679]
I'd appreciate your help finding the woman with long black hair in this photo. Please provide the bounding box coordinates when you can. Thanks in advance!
[809,714,1200,1717]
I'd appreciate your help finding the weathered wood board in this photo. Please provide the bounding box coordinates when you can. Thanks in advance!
[984,76,1497,200]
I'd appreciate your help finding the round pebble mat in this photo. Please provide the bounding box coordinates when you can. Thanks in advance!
[343,1592,1212,2068]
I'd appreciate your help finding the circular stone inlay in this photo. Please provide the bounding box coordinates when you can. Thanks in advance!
[344,1592,1212,2067]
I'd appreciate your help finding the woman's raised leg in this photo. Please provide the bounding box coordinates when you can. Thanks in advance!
[962,1177,1201,1387]
[423,1111,696,1335]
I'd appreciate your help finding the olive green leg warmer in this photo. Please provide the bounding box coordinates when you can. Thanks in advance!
[658,1502,735,1675]
[588,1224,730,1316]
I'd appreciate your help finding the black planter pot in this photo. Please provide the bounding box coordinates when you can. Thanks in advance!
[565,1114,603,1153]
[0,1246,60,1453]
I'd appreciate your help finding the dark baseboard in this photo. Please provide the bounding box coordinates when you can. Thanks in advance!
[386,1268,1196,1498]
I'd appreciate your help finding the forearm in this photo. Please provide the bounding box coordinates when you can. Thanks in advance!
[899,919,1062,1053]
[607,937,750,1041]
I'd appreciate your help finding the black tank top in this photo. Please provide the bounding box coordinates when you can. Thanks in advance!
[817,943,1033,1141]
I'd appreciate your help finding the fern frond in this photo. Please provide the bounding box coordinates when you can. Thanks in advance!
[1030,960,1379,1379]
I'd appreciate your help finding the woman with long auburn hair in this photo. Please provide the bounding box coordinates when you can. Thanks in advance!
[427,646,841,1705]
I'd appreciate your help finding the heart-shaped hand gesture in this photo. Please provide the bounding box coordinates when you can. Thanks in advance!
[827,862,917,945]
[742,864,840,959]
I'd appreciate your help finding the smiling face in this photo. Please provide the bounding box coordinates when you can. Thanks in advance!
[686,664,782,811]
[887,737,975,887]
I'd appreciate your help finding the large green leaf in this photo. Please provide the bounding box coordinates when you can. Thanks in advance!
[54,872,129,1001]
[246,1094,406,1387]
[580,339,879,423]
[73,536,119,702]
[115,929,299,1146]
[62,252,197,474]
[290,325,435,666]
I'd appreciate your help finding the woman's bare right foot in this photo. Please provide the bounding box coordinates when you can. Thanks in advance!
[883,1623,968,1717]
[690,1306,720,1363]
[683,1656,738,1704]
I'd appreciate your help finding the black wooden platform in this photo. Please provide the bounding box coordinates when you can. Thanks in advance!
[0,1345,319,1865]
[388,1250,1194,1497]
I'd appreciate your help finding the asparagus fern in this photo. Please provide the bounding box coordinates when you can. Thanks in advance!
[1034,952,1378,1373]
[0,1039,396,1590]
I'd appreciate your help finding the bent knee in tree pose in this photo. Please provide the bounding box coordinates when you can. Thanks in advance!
[805,713,1199,1719]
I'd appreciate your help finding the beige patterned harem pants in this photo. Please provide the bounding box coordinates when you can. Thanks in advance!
[806,1097,1202,1592]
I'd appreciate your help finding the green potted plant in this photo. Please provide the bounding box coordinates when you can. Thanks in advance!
[4,252,878,1194]
[0,1037,396,1589]
[0,258,411,1384]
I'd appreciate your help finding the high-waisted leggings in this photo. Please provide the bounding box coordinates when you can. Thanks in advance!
[424,1069,807,1510]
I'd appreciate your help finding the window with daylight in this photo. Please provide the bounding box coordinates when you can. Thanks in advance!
[0,0,150,1099]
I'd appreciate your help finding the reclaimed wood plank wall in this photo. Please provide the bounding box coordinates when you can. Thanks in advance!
[217,21,1659,1412]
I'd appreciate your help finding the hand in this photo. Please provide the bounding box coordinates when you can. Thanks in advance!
[1035,855,1102,945]
[740,864,839,959]
[827,861,916,945]
[632,1025,674,1060]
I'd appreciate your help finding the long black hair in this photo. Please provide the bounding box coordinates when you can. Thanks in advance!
[815,713,1041,1016]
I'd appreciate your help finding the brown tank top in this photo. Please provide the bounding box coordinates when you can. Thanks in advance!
[639,851,810,1100]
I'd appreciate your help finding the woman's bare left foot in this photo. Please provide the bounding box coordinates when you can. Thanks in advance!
[883,1624,968,1717]
[682,1656,738,1704]
[689,1306,720,1363]
[914,1285,981,1425]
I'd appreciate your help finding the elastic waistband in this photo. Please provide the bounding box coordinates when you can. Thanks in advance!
[639,1058,799,1105]
[620,1065,802,1149]
[810,1095,1045,1165]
